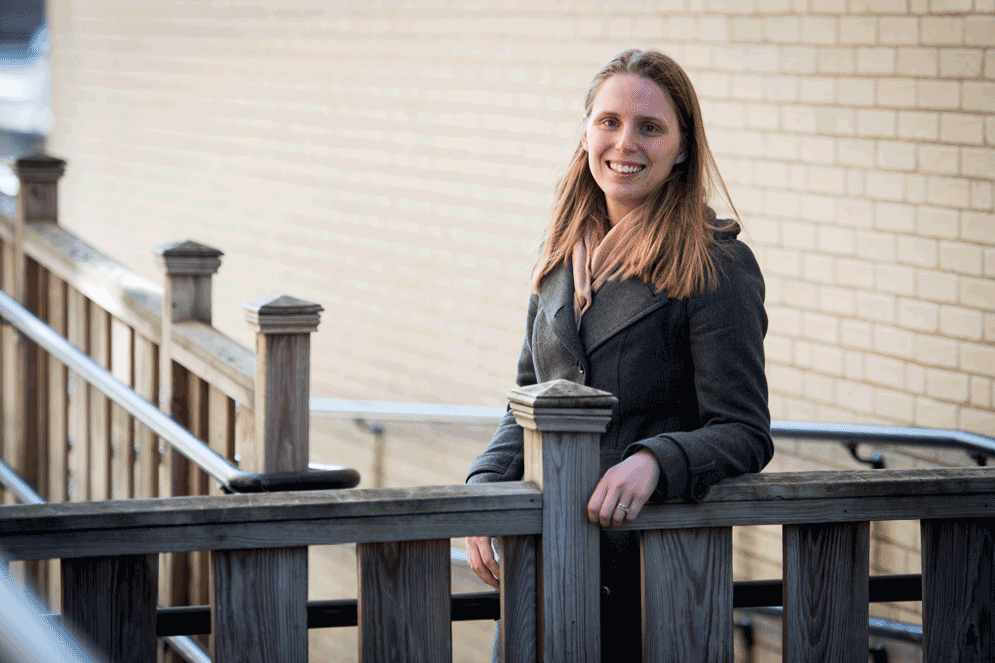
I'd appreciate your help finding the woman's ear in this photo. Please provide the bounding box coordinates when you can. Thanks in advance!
[581,118,588,151]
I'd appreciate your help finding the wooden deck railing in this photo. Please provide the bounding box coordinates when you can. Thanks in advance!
[0,153,334,647]
[1,379,992,663]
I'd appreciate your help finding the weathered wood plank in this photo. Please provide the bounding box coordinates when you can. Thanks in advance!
[171,321,253,406]
[61,554,158,663]
[783,522,869,663]
[499,535,537,663]
[212,547,307,663]
[45,270,68,607]
[185,372,210,613]
[641,527,732,662]
[234,402,255,475]
[133,335,158,499]
[87,304,111,501]
[253,332,310,473]
[1,239,21,506]
[357,539,451,663]
[23,259,48,597]
[208,386,235,497]
[922,518,995,663]
[66,287,90,502]
[110,317,134,500]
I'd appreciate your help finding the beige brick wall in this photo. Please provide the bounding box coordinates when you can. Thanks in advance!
[45,1,993,659]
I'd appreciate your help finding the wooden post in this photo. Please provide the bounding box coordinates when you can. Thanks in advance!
[508,379,615,663]
[153,241,222,652]
[210,295,321,663]
[783,522,869,663]
[8,155,65,596]
[61,554,158,663]
[922,518,995,663]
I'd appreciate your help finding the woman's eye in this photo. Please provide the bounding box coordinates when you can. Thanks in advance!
[642,124,659,133]
[603,118,619,128]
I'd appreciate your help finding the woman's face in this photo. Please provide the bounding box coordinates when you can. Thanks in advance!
[582,74,685,225]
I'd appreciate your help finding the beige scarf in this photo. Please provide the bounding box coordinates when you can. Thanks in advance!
[571,211,642,329]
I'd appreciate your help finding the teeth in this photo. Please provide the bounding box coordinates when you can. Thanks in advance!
[608,162,644,174]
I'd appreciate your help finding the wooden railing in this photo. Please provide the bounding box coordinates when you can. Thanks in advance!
[0,154,329,643]
[1,379,992,662]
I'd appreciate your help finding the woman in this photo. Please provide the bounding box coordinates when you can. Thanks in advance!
[466,49,773,658]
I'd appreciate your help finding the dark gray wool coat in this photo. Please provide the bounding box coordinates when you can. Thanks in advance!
[467,225,772,659]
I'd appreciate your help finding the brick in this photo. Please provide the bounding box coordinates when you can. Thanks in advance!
[965,16,995,46]
[857,230,898,261]
[865,172,906,200]
[897,236,938,268]
[821,286,857,314]
[865,353,906,389]
[926,176,970,207]
[876,263,917,295]
[798,137,837,165]
[782,105,815,132]
[816,107,855,135]
[803,253,835,283]
[940,241,984,276]
[915,397,960,428]
[964,83,995,112]
[836,257,875,286]
[914,335,960,368]
[876,140,916,170]
[851,0,911,12]
[970,377,992,409]
[919,145,960,175]
[988,249,995,278]
[874,201,916,231]
[799,194,838,222]
[962,147,995,179]
[847,169,867,195]
[804,372,836,403]
[940,49,984,78]
[960,341,995,377]
[879,17,919,44]
[837,138,876,166]
[917,206,960,238]
[897,297,939,331]
[896,48,938,77]
[838,78,876,106]
[961,407,995,436]
[929,0,973,10]
[749,47,781,72]
[907,364,926,393]
[961,276,995,309]
[857,109,897,137]
[807,165,847,194]
[874,387,915,421]
[876,78,917,108]
[838,379,875,412]
[731,74,766,100]
[874,324,916,358]
[840,17,877,44]
[926,368,971,402]
[906,174,927,203]
[858,291,897,323]
[857,47,897,74]
[811,344,845,375]
[819,226,857,256]
[843,351,864,379]
[897,110,939,140]
[918,80,961,109]
[802,17,838,44]
[768,364,804,394]
[960,212,994,242]
[988,117,995,146]
[766,16,801,42]
[732,18,763,41]
[699,16,730,41]
[971,183,993,211]
[819,47,856,73]
[766,75,799,101]
[939,303,985,340]
[916,268,960,303]
[921,17,964,45]
[841,319,874,349]
[757,0,793,10]
[988,51,995,79]
[764,191,801,217]
[782,220,817,248]
[800,76,836,102]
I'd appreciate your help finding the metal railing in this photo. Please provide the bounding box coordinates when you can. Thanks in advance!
[0,289,359,493]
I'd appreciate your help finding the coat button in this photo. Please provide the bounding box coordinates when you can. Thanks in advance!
[577,363,585,374]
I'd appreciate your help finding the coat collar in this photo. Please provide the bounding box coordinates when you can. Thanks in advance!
[536,263,672,359]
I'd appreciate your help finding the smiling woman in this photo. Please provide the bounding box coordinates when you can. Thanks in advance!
[465,49,772,661]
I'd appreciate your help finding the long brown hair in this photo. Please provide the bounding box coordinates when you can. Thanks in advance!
[532,49,738,299]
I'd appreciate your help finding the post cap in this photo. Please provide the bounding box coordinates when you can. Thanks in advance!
[13,152,67,180]
[508,380,616,432]
[153,240,224,275]
[244,294,323,334]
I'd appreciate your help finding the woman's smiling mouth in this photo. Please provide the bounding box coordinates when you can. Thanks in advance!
[607,161,645,174]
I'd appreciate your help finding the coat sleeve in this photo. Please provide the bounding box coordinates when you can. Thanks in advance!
[465,294,539,484]
[624,239,773,502]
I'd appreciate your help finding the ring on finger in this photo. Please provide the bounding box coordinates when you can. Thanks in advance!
[615,504,630,514]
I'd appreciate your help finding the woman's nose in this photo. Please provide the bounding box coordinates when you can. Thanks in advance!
[614,125,638,152]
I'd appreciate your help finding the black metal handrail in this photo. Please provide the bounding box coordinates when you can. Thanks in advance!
[0,289,359,493]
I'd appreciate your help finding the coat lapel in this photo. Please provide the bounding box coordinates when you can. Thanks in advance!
[536,264,586,366]
[580,277,672,354]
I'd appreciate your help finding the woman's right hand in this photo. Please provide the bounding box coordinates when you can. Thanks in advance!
[466,536,500,589]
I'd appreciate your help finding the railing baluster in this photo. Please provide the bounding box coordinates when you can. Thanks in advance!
[642,526,733,662]
[357,539,452,662]
[110,316,134,500]
[499,534,538,663]
[61,554,158,663]
[88,304,111,501]
[133,333,158,499]
[921,518,995,663]
[783,522,869,662]
[66,286,90,502]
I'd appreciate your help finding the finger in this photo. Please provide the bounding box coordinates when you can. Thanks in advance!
[610,494,632,528]
[599,486,624,528]
[625,492,650,521]
[466,537,500,589]
[587,478,610,523]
